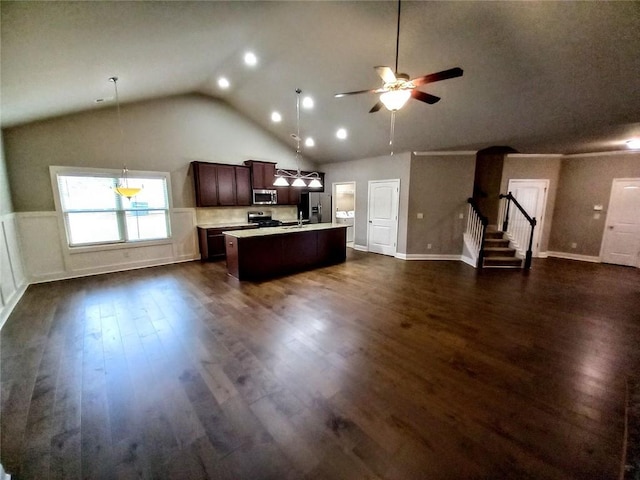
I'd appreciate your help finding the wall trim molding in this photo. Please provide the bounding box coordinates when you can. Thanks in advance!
[506,153,563,158]
[546,251,601,263]
[396,253,462,261]
[412,151,477,156]
[562,150,639,159]
[353,244,368,252]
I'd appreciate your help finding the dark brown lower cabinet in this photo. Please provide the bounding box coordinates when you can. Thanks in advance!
[224,226,347,280]
[197,225,258,260]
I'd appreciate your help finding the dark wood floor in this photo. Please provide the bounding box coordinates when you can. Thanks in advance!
[1,250,639,479]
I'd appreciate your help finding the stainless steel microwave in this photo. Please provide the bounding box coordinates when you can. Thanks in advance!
[253,189,277,205]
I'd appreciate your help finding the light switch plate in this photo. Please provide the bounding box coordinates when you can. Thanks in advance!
[417,213,423,219]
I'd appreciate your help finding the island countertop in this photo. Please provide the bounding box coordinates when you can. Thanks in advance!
[223,222,346,238]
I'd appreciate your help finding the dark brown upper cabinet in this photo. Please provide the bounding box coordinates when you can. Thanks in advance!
[244,160,276,189]
[192,162,252,207]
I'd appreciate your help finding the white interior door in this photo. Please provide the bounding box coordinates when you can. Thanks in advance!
[507,179,549,256]
[367,179,399,256]
[601,178,640,267]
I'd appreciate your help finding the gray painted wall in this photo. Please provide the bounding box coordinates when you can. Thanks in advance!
[501,155,562,253]
[408,153,475,255]
[549,152,640,256]
[318,153,411,254]
[0,134,14,215]
[3,93,314,212]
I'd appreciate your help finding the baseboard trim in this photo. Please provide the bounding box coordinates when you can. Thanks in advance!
[395,253,462,261]
[353,244,368,252]
[460,255,477,268]
[546,251,601,263]
[0,283,28,331]
[29,256,199,285]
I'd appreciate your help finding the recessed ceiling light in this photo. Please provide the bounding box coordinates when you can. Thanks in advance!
[217,77,230,89]
[244,51,258,66]
[271,111,282,122]
[305,137,315,147]
[302,96,314,109]
[336,128,348,140]
[626,139,640,149]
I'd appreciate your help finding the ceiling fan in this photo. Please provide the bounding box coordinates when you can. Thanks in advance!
[334,0,463,113]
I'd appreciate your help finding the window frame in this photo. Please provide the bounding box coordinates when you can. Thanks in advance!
[50,166,174,253]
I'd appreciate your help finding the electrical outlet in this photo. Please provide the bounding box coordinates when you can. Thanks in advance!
[593,213,600,219]
[427,243,432,249]
[458,213,464,219]
[571,242,577,249]
[417,212,423,219]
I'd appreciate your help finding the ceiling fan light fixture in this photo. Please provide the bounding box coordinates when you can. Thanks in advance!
[380,89,412,111]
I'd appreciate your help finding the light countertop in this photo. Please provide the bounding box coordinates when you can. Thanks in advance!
[223,223,347,238]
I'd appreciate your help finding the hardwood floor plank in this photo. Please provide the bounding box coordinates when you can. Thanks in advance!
[2,254,638,479]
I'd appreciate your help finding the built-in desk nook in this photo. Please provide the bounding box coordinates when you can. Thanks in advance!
[224,224,347,280]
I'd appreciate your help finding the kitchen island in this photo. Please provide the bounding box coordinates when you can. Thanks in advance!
[224,223,347,280]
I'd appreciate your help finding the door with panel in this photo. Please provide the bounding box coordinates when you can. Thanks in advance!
[367,179,400,256]
[601,178,640,267]
[506,179,548,256]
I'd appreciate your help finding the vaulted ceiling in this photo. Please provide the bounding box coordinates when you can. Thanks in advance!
[2,1,639,163]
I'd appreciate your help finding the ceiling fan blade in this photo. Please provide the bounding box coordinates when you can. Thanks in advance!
[411,67,464,87]
[334,88,377,98]
[412,90,441,105]
[374,66,397,83]
[369,101,384,113]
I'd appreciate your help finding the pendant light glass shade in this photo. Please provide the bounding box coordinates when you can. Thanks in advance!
[307,178,322,188]
[291,177,307,187]
[115,166,142,199]
[273,176,290,186]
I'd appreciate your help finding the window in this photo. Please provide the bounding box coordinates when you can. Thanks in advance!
[53,168,171,247]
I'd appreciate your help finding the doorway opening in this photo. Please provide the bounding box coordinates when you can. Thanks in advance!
[333,182,355,247]
[506,179,549,257]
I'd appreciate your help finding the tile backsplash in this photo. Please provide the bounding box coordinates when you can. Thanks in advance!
[195,206,298,225]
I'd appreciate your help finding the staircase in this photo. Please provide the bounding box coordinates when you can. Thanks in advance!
[482,228,522,268]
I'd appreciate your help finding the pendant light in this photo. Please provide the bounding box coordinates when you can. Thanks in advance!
[273,89,323,188]
[110,76,142,199]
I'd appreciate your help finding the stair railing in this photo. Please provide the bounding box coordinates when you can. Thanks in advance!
[498,192,537,269]
[466,198,488,269]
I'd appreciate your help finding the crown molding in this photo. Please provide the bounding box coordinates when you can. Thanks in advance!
[412,151,477,156]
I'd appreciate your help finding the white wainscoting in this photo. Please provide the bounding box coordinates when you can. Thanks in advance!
[0,212,27,329]
[16,208,199,284]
